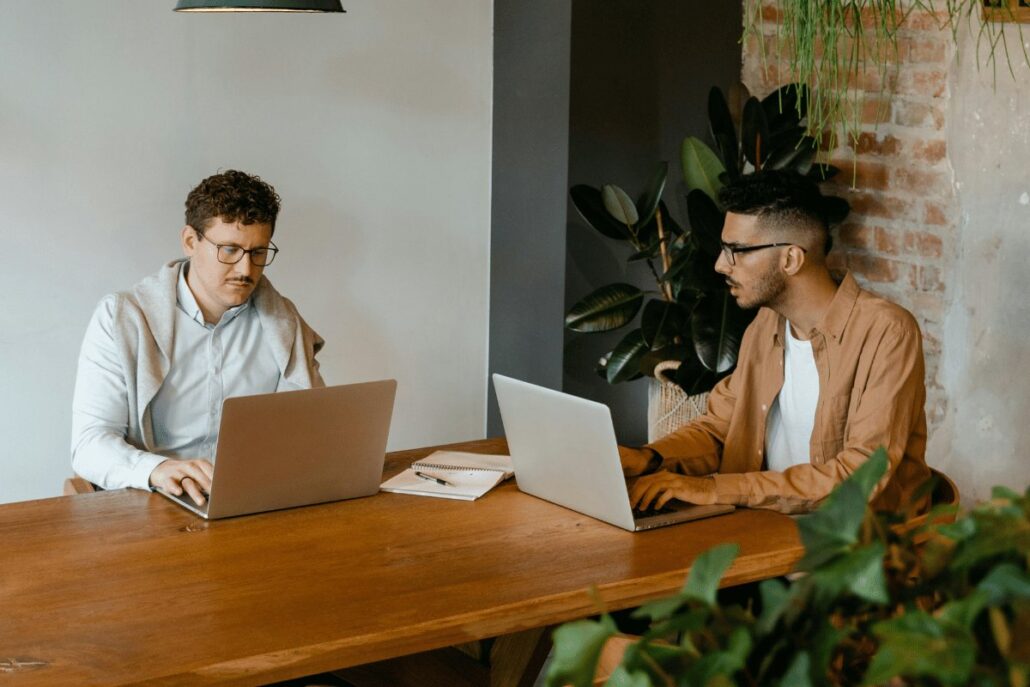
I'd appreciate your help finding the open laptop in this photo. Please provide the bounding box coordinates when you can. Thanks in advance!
[492,374,734,531]
[154,379,396,519]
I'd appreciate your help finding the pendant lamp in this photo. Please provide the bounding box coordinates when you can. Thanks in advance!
[174,0,344,12]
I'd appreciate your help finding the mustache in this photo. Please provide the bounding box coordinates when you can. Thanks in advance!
[226,277,254,285]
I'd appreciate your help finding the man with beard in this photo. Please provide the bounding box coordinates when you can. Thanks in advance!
[71,170,324,506]
[621,170,930,515]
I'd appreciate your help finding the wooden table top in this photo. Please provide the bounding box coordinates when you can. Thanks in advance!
[0,439,803,686]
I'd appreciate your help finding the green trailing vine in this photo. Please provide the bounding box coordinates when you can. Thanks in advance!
[743,0,1029,157]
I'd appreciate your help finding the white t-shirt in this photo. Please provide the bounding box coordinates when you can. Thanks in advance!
[765,321,820,472]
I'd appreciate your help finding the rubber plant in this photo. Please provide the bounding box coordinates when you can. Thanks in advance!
[546,449,1030,686]
[565,83,849,396]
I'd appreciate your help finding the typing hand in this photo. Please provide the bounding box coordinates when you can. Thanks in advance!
[149,459,214,506]
[619,446,658,477]
[628,471,716,510]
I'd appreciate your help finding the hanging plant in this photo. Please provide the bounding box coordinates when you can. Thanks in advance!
[742,0,1030,155]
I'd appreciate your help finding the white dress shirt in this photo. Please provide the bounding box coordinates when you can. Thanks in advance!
[71,262,280,490]
[765,321,820,472]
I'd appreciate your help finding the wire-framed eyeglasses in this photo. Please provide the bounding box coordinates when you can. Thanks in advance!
[720,242,806,266]
[196,230,279,267]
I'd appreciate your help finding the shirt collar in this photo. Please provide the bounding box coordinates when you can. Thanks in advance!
[177,261,249,328]
[773,271,861,347]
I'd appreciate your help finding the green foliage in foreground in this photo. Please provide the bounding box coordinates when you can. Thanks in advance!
[546,448,1030,687]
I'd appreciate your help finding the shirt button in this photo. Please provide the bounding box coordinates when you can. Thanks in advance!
[761,404,767,412]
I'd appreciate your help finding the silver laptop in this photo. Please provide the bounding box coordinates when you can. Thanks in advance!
[492,374,734,531]
[155,379,397,519]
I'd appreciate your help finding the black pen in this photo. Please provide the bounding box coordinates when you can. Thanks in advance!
[414,470,454,487]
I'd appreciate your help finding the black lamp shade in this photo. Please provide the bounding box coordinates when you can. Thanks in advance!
[174,0,344,11]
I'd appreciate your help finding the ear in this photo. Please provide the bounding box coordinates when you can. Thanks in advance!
[181,225,199,257]
[782,245,806,276]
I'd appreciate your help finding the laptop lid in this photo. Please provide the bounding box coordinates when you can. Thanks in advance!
[161,379,396,519]
[492,374,639,530]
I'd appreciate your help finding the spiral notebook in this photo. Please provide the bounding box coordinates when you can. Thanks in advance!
[379,451,514,501]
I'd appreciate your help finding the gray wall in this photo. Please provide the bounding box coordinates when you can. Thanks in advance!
[487,0,572,435]
[930,24,1030,502]
[0,1,493,503]
[564,0,743,444]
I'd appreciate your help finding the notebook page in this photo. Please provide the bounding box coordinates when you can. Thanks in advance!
[411,451,514,478]
[379,468,507,501]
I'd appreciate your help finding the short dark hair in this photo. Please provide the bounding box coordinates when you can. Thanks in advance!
[184,170,282,236]
[718,170,846,255]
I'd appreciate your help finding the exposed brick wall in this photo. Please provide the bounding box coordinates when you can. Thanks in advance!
[742,3,958,428]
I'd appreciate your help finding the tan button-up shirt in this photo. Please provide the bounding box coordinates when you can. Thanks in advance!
[648,272,930,514]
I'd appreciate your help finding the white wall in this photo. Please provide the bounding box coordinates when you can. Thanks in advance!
[0,1,493,503]
[931,23,1030,503]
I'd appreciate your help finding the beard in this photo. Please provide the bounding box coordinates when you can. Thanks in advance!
[729,269,787,310]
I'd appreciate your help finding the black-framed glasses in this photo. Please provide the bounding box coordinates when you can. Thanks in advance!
[196,230,279,267]
[720,242,806,266]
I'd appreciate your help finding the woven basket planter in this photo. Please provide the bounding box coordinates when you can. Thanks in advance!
[647,361,709,442]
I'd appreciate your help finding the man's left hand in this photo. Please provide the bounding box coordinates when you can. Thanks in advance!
[629,471,717,510]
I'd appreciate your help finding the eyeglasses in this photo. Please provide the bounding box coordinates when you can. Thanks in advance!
[196,230,279,266]
[720,242,806,266]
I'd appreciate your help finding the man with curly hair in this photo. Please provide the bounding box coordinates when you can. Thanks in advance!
[71,170,324,505]
[620,170,930,515]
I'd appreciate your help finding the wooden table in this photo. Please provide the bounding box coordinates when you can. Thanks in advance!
[0,439,803,686]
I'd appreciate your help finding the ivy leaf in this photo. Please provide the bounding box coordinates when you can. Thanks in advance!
[794,448,888,571]
[777,651,813,687]
[545,615,618,687]
[978,563,1030,605]
[565,284,644,333]
[864,611,976,687]
[682,542,740,606]
[809,542,889,605]
[602,665,650,687]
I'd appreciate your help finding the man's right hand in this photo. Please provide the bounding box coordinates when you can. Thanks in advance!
[619,446,659,477]
[149,459,214,506]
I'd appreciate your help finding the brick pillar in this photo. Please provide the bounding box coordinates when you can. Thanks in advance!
[741,3,958,428]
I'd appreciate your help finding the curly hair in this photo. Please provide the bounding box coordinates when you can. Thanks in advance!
[185,170,282,236]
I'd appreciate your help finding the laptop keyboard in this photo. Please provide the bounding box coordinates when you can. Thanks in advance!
[632,505,678,519]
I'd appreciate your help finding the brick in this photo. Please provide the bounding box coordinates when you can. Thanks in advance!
[875,227,902,255]
[837,222,875,250]
[760,3,781,22]
[847,191,913,221]
[857,66,900,93]
[898,69,949,98]
[910,138,947,164]
[893,167,951,194]
[908,264,945,292]
[893,100,946,129]
[904,230,944,258]
[848,253,902,282]
[899,36,949,63]
[902,10,953,31]
[924,202,951,226]
[854,131,903,157]
[860,96,892,125]
[910,292,946,324]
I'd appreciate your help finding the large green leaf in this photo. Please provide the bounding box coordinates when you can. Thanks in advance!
[741,97,772,170]
[681,136,726,201]
[761,82,807,135]
[635,162,668,230]
[602,184,639,226]
[545,615,618,687]
[691,292,752,373]
[672,345,720,396]
[606,329,649,384]
[682,542,740,606]
[794,448,888,571]
[565,284,644,333]
[864,612,976,687]
[570,185,633,241]
[685,189,724,258]
[640,300,688,349]
[766,135,818,175]
[708,87,739,179]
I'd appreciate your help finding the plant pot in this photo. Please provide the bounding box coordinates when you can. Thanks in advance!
[647,361,709,442]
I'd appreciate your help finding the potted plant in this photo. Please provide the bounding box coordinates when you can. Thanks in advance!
[545,451,1029,686]
[565,83,848,440]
